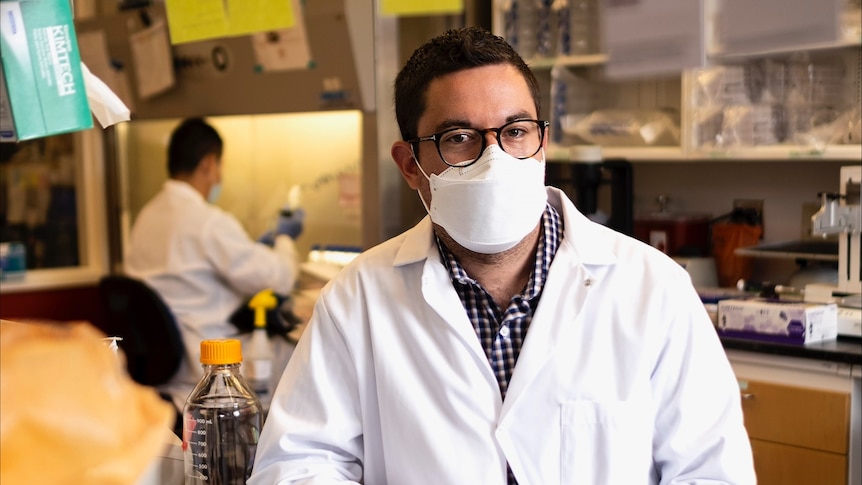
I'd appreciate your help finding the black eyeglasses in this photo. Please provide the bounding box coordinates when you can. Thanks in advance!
[408,119,549,167]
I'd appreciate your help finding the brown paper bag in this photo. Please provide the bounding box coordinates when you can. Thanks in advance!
[711,222,764,287]
[0,320,174,485]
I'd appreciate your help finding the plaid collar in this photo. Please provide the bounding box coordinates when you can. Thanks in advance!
[435,203,563,301]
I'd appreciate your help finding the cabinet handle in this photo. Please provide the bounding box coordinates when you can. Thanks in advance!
[741,393,755,400]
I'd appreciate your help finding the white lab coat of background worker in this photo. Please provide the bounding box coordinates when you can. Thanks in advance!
[124,118,300,411]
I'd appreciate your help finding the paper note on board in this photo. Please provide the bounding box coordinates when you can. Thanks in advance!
[165,0,294,44]
[380,0,463,16]
[228,0,295,36]
[251,0,310,72]
[130,19,176,99]
[164,0,229,44]
[77,30,114,93]
[77,30,136,111]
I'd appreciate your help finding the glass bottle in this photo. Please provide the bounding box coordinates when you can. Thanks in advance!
[535,0,558,58]
[503,0,538,59]
[183,339,263,485]
[569,0,596,55]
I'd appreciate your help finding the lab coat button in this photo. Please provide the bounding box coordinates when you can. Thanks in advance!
[499,325,510,338]
[584,278,593,287]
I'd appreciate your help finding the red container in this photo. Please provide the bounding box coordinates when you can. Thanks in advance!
[633,213,711,257]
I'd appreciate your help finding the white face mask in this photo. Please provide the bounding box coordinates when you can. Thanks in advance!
[416,144,547,254]
[207,183,222,204]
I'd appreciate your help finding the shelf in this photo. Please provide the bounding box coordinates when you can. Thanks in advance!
[496,2,861,164]
[0,267,105,294]
[527,54,609,69]
[688,145,862,161]
[709,38,862,63]
[545,144,860,162]
[546,145,684,162]
[734,240,839,262]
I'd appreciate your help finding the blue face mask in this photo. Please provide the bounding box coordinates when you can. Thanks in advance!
[207,183,222,204]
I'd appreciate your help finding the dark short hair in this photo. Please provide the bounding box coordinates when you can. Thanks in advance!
[167,118,223,177]
[393,26,540,142]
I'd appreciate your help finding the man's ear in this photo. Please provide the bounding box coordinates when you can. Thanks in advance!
[198,153,218,176]
[392,141,423,190]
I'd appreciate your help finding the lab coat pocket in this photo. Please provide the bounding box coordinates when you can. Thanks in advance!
[560,399,652,484]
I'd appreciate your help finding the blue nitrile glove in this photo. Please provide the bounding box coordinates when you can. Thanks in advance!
[258,230,276,247]
[276,208,305,239]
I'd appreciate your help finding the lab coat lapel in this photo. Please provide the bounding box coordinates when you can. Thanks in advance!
[420,254,498,382]
[501,187,616,419]
[396,217,498,385]
[500,243,593,418]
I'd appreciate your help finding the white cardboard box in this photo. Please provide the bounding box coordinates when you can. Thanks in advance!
[717,298,838,345]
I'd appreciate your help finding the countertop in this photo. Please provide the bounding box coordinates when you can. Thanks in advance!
[720,335,862,366]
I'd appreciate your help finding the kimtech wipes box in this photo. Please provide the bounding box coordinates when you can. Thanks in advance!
[0,0,92,141]
[717,298,838,345]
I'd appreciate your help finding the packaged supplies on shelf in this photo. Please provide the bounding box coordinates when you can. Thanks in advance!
[717,298,838,345]
[0,0,92,141]
[566,109,680,146]
[718,104,785,147]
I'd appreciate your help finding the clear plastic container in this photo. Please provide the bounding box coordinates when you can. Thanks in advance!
[183,339,263,485]
[503,0,538,59]
[555,0,571,56]
[535,0,558,58]
[568,0,597,55]
[244,327,273,409]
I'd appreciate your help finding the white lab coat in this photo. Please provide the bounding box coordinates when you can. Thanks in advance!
[250,187,756,485]
[125,180,298,409]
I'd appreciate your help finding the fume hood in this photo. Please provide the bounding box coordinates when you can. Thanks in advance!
[70,0,408,272]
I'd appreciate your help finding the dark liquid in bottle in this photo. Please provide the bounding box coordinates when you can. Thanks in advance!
[184,399,262,485]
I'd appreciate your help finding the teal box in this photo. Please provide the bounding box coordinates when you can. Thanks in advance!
[0,241,26,280]
[0,0,92,141]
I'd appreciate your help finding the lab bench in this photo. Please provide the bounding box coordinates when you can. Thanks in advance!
[722,337,862,485]
[721,336,862,366]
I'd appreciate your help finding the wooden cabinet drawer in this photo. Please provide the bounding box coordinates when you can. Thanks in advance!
[751,439,847,485]
[738,379,849,454]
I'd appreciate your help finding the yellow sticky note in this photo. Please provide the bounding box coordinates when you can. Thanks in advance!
[381,0,463,16]
[227,0,295,36]
[164,0,230,44]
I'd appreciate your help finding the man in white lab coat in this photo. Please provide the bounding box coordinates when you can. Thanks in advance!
[250,28,756,484]
[125,118,300,412]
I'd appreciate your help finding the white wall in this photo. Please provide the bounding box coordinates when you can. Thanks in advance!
[630,160,849,284]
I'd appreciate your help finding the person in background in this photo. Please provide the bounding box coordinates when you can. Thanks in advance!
[250,28,755,484]
[125,117,303,412]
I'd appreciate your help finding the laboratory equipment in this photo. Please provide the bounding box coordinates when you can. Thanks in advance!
[546,145,633,235]
[633,195,712,257]
[276,186,305,239]
[807,165,862,338]
[811,165,862,294]
[245,289,277,408]
[183,339,262,485]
